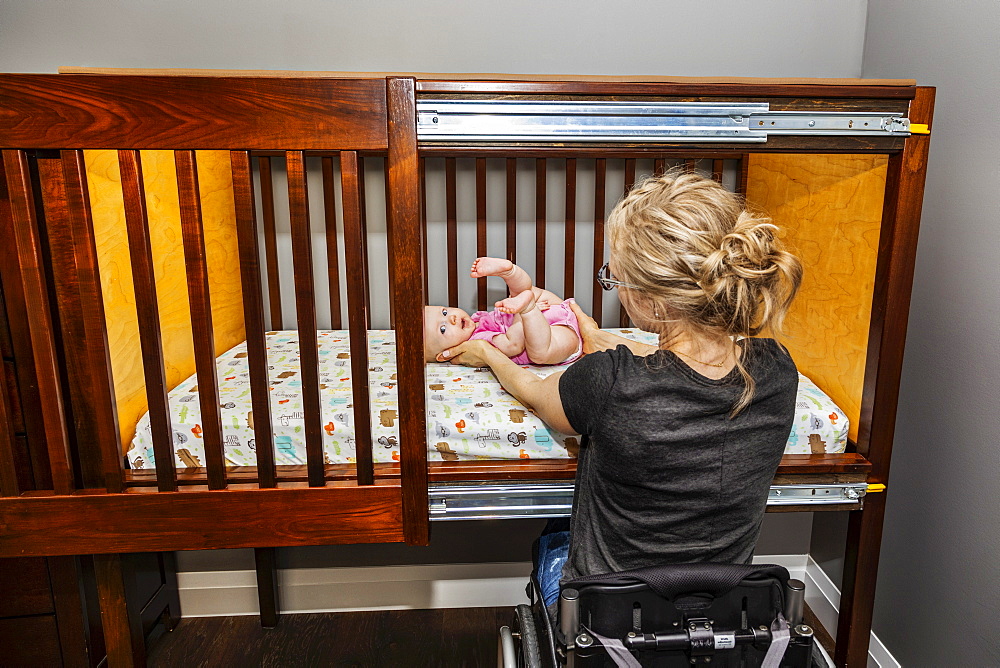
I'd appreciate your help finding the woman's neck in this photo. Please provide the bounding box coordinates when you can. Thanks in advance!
[658,327,738,378]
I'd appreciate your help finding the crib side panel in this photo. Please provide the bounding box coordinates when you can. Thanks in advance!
[745,154,887,445]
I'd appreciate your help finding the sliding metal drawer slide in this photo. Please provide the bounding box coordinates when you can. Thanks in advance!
[416,100,910,143]
[428,481,869,521]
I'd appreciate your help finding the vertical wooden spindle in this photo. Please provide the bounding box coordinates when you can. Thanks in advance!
[387,77,429,545]
[476,158,487,310]
[624,159,637,196]
[340,151,374,486]
[736,154,750,195]
[117,150,176,491]
[176,150,226,490]
[712,158,724,184]
[286,151,324,487]
[535,159,547,289]
[654,158,666,176]
[322,156,343,330]
[61,150,124,493]
[685,158,698,173]
[593,158,607,328]
[506,158,517,264]
[258,156,283,330]
[564,158,577,298]
[445,157,458,307]
[37,158,101,488]
[230,151,276,488]
[0,370,19,496]
[3,150,75,495]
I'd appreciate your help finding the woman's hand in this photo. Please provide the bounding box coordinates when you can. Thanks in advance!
[569,301,607,355]
[437,339,494,367]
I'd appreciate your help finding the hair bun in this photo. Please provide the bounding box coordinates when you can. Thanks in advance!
[700,212,781,285]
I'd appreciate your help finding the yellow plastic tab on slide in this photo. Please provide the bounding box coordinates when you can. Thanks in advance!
[909,123,930,134]
[867,483,887,493]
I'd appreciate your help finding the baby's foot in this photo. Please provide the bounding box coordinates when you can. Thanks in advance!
[495,289,536,314]
[471,257,515,279]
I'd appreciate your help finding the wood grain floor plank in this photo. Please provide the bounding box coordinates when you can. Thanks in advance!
[148,607,513,667]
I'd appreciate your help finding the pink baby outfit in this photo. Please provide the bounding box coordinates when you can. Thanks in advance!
[469,297,583,365]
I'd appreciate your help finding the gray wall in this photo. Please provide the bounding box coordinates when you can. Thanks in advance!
[2,0,867,76]
[852,1,1000,664]
[4,0,865,588]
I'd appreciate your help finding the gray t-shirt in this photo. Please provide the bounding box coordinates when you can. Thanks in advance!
[558,338,797,581]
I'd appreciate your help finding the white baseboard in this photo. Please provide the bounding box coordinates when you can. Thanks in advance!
[176,554,897,667]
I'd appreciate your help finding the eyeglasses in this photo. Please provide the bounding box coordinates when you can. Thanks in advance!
[597,263,640,291]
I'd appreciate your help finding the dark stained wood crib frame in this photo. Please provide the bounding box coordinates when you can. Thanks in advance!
[0,72,932,667]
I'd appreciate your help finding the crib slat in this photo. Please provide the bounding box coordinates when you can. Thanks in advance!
[36,157,105,489]
[620,158,638,327]
[712,158,724,184]
[286,151,325,487]
[685,158,698,173]
[445,158,458,306]
[340,151,375,486]
[535,159,546,289]
[230,151,277,488]
[3,150,75,495]
[593,158,607,328]
[476,158,487,311]
[175,150,227,490]
[387,77,429,545]
[564,158,577,298]
[506,158,517,264]
[0,369,19,495]
[654,158,666,176]
[117,150,176,492]
[61,150,124,493]
[737,154,750,195]
[322,157,343,329]
[258,157,283,330]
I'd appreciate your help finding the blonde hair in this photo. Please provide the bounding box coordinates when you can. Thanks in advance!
[607,170,802,415]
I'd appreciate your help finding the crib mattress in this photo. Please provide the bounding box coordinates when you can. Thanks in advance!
[126,329,848,470]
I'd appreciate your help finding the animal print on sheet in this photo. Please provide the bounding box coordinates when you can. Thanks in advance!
[127,330,848,469]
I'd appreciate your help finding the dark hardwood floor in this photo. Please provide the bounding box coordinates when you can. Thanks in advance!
[148,607,513,667]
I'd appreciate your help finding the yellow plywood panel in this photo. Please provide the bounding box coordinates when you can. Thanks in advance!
[86,150,244,448]
[745,154,886,443]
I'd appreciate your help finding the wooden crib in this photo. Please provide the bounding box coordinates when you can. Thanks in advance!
[0,71,933,666]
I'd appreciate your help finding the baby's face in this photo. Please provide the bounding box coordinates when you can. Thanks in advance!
[424,306,475,359]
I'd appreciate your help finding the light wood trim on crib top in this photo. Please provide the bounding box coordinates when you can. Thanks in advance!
[57,67,917,88]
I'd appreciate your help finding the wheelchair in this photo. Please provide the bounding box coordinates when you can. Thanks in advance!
[499,560,816,667]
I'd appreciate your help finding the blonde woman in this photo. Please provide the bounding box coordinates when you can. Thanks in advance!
[439,171,803,609]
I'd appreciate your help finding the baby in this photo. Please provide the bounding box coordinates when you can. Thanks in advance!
[424,257,583,365]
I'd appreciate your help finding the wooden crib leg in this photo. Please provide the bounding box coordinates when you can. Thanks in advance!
[255,547,280,628]
[94,553,145,668]
[834,492,887,667]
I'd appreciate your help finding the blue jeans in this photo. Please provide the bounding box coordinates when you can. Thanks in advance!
[537,528,570,608]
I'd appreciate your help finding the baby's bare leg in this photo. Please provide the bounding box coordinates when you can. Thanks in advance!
[470,257,533,296]
[517,308,579,364]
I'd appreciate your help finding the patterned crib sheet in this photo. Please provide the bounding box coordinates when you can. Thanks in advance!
[127,330,848,470]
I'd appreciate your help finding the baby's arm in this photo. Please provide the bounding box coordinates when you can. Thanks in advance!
[487,332,526,359]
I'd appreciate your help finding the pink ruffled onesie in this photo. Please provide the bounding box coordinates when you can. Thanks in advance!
[469,297,583,365]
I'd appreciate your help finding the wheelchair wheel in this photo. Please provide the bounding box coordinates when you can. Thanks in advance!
[498,604,543,668]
